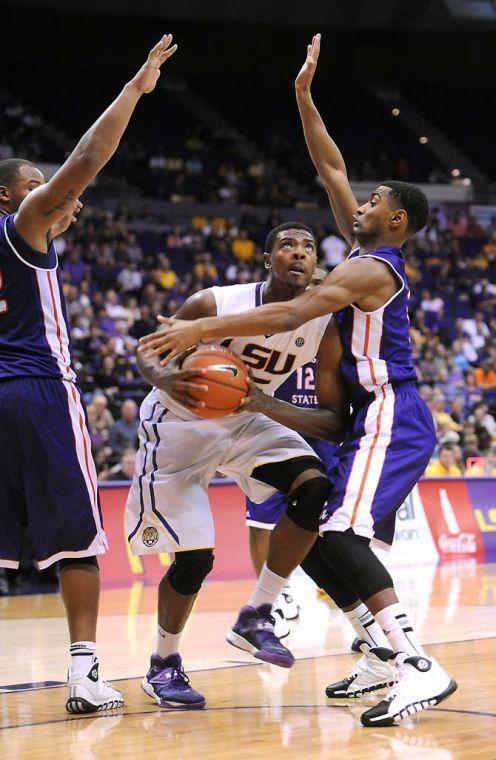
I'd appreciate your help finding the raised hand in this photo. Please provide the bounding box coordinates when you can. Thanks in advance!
[295,33,321,92]
[131,34,178,94]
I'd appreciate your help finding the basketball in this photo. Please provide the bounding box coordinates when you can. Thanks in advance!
[181,345,249,418]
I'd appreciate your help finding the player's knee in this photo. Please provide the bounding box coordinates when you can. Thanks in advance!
[319,530,362,580]
[320,530,393,598]
[59,556,99,570]
[286,476,332,532]
[167,549,214,595]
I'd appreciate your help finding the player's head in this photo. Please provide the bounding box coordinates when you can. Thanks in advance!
[353,181,429,246]
[264,222,318,288]
[0,158,45,214]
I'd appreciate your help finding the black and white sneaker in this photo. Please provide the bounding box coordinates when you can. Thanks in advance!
[326,642,396,698]
[360,655,457,727]
[66,661,124,713]
[274,587,299,621]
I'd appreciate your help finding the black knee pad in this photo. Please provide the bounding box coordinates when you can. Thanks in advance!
[320,530,393,600]
[59,556,99,570]
[167,549,214,595]
[300,540,359,608]
[286,476,332,532]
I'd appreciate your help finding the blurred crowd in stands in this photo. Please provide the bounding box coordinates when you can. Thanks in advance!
[49,203,496,481]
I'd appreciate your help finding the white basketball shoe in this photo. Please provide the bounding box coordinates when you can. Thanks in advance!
[326,642,396,699]
[66,660,124,713]
[360,655,457,727]
[274,586,300,621]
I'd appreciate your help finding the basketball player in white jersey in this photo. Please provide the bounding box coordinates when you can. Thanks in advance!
[128,222,347,709]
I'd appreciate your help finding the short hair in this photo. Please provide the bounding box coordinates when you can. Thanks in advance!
[264,222,317,253]
[381,180,429,235]
[439,444,454,453]
[0,158,34,187]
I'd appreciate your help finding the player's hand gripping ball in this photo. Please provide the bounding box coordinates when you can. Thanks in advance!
[181,346,249,418]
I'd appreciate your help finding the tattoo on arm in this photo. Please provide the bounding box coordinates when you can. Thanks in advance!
[42,189,75,218]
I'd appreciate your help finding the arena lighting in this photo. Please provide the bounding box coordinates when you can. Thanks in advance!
[419,136,429,144]
[391,108,400,116]
[451,168,461,177]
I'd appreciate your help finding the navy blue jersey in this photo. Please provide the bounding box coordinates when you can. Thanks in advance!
[274,360,319,408]
[0,214,76,382]
[334,247,417,406]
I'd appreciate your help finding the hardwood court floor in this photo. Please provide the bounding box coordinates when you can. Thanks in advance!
[1,563,496,759]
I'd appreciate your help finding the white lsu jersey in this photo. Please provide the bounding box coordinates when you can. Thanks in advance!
[156,281,332,421]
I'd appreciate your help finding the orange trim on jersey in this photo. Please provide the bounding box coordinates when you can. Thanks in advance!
[46,270,71,374]
[363,314,378,386]
[350,385,387,527]
[69,383,98,509]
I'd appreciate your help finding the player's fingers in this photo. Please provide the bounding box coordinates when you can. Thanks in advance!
[148,34,172,60]
[169,389,205,408]
[177,368,206,379]
[160,43,178,63]
[157,315,174,324]
[172,380,208,394]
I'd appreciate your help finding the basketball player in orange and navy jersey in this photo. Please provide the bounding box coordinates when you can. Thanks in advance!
[244,268,338,636]
[141,36,457,726]
[0,35,177,713]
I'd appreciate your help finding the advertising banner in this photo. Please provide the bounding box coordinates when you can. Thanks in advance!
[386,486,439,568]
[466,479,496,561]
[418,479,486,562]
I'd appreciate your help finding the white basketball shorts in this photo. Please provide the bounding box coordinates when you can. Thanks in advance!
[125,390,317,555]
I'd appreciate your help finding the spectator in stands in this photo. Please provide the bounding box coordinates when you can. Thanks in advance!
[231,229,255,261]
[320,231,348,268]
[98,448,137,481]
[88,392,114,436]
[117,261,143,294]
[425,444,462,476]
[154,255,177,290]
[108,399,139,458]
[474,360,496,390]
[194,252,218,283]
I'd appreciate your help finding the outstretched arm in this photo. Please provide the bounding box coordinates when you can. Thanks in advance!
[295,34,358,246]
[136,289,216,410]
[15,35,177,251]
[139,256,392,362]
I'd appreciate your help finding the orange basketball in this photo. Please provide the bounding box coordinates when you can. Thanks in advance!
[181,345,249,419]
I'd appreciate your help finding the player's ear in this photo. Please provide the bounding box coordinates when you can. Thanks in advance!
[390,209,407,229]
[264,251,272,269]
[0,185,10,204]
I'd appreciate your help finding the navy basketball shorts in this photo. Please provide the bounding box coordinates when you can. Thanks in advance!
[0,377,108,569]
[245,438,339,529]
[320,382,436,549]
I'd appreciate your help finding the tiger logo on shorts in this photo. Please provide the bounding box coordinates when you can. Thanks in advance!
[142,526,159,547]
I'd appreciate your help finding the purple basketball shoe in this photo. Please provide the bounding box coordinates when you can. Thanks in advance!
[141,653,206,709]
[226,604,295,668]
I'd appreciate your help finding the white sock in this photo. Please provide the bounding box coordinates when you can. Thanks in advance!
[156,624,182,660]
[344,603,390,649]
[70,641,96,676]
[375,603,427,658]
[248,563,288,609]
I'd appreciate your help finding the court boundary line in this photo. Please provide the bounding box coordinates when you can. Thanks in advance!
[1,635,495,694]
[1,703,495,734]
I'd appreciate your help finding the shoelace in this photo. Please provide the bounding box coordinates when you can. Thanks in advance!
[170,665,190,685]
